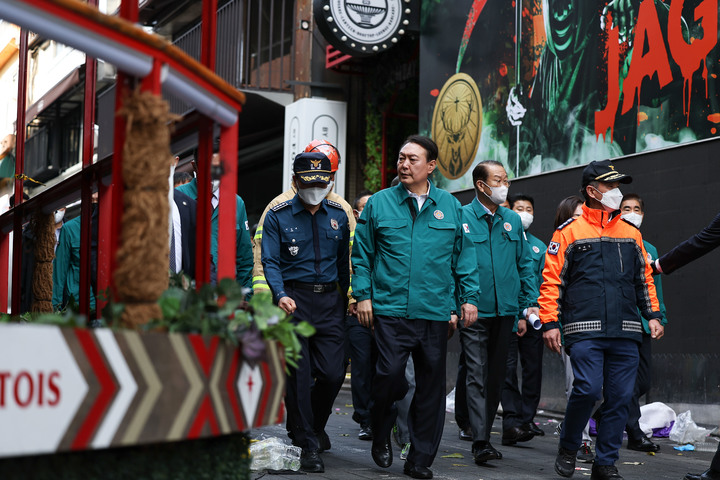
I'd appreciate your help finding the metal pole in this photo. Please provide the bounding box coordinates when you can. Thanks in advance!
[105,0,139,304]
[10,29,29,315]
[217,121,238,281]
[194,0,219,288]
[515,0,522,177]
[79,10,98,317]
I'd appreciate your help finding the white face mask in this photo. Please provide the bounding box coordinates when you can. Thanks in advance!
[54,210,65,224]
[297,181,334,206]
[481,182,509,205]
[517,211,534,230]
[593,186,623,212]
[211,179,220,193]
[621,212,643,228]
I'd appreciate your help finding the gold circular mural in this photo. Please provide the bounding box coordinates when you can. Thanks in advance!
[431,73,483,180]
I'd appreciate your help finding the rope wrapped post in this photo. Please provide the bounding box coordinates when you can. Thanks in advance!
[115,89,179,328]
[30,212,55,313]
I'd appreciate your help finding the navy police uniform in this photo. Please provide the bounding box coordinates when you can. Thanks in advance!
[261,156,350,453]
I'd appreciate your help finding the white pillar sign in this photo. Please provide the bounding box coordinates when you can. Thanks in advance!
[283,98,347,198]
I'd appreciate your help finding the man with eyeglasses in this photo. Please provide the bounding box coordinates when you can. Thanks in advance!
[455,160,539,467]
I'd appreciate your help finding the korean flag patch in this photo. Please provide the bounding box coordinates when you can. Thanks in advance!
[463,223,470,233]
[548,241,560,255]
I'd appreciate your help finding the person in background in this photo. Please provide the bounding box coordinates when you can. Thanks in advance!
[611,193,667,453]
[169,156,197,279]
[261,152,350,474]
[352,135,479,479]
[554,196,584,229]
[345,190,375,442]
[175,142,253,288]
[53,208,65,252]
[173,170,193,187]
[540,160,663,480]
[457,161,539,466]
[251,139,354,293]
[501,193,547,442]
[52,195,97,312]
[0,134,16,182]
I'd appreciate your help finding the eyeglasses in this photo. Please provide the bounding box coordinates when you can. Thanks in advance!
[487,178,511,187]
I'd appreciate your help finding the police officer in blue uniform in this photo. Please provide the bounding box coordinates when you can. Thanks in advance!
[261,151,350,474]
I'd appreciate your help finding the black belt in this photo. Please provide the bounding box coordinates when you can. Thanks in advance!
[285,281,338,293]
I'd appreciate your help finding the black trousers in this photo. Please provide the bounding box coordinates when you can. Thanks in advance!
[501,327,544,430]
[284,286,345,450]
[372,315,448,467]
[344,314,377,426]
[455,352,470,430]
[625,333,652,439]
[459,316,514,443]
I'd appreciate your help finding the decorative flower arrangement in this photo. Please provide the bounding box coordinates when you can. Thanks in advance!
[1,273,315,371]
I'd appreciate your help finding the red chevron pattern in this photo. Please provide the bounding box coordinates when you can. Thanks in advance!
[0,324,285,458]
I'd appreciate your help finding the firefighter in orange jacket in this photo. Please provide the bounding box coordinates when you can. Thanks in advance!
[539,160,663,480]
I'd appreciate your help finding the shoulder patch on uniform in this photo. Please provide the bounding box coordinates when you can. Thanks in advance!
[271,201,290,212]
[326,199,343,210]
[557,217,576,230]
[548,241,560,255]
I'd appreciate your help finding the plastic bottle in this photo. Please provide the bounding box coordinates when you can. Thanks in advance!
[250,437,302,471]
[696,441,719,453]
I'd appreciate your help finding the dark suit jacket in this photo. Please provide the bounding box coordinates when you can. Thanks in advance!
[175,178,253,288]
[173,190,197,280]
[659,211,720,274]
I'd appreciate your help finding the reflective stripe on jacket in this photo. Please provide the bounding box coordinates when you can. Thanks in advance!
[538,204,661,346]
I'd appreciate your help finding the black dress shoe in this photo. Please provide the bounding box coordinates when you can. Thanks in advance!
[316,430,331,452]
[523,421,545,436]
[403,461,433,479]
[501,425,534,445]
[685,469,720,480]
[472,441,502,464]
[459,427,473,441]
[371,435,393,468]
[554,446,577,478]
[626,435,660,452]
[300,449,324,473]
[359,424,373,441]
[591,463,623,480]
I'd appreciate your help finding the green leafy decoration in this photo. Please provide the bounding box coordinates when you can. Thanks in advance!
[1,272,316,371]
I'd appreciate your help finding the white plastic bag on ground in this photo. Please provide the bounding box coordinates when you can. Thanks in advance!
[670,410,712,445]
[639,402,677,437]
[250,436,302,471]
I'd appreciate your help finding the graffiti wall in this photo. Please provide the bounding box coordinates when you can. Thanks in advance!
[420,0,720,191]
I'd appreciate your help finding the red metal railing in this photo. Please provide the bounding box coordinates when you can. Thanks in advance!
[0,0,244,314]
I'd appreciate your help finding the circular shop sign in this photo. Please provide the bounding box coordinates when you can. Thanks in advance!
[431,73,483,180]
[314,0,412,57]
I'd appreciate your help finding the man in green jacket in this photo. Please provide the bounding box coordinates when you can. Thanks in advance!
[175,147,253,289]
[500,193,547,443]
[458,161,539,467]
[617,193,668,453]
[352,135,479,480]
[52,215,96,311]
